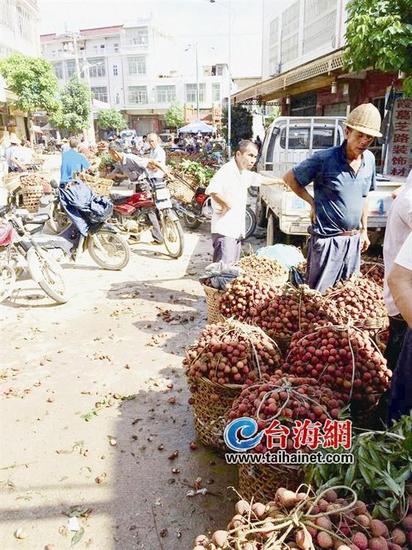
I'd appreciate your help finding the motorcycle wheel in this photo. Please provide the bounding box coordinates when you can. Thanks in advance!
[88,230,130,270]
[0,264,16,303]
[245,207,257,239]
[27,247,68,304]
[161,211,184,259]
[182,212,202,230]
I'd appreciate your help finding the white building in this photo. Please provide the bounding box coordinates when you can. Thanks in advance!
[0,0,41,140]
[41,20,231,134]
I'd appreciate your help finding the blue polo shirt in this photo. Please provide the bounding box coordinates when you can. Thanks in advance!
[60,149,90,184]
[292,141,376,237]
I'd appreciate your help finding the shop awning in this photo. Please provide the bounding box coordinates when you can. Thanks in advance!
[232,49,345,103]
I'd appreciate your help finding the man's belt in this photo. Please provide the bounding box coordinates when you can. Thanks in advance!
[337,229,360,237]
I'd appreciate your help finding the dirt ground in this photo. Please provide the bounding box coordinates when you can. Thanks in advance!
[0,162,265,549]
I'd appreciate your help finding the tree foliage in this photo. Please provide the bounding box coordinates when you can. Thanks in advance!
[50,77,92,133]
[0,53,60,113]
[344,0,412,94]
[222,105,253,147]
[165,102,184,130]
[97,108,126,131]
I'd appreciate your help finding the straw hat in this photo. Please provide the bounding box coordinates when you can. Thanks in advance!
[344,104,382,138]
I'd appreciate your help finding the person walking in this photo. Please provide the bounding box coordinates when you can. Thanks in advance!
[387,231,412,423]
[205,139,277,265]
[283,103,381,293]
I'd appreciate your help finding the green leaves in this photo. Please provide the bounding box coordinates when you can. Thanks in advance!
[344,0,412,88]
[165,102,184,131]
[0,53,59,114]
[97,109,126,132]
[50,77,92,133]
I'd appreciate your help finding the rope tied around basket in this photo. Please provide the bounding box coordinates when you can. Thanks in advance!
[222,485,358,549]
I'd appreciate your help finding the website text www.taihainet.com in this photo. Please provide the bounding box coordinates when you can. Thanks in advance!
[225,451,354,465]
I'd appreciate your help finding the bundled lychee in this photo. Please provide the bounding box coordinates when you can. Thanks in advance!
[219,276,280,322]
[283,324,391,405]
[325,276,387,328]
[184,320,283,386]
[192,486,411,550]
[360,259,384,288]
[251,285,340,341]
[227,375,345,454]
[237,255,288,284]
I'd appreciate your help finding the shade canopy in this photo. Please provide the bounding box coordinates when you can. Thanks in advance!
[178,120,215,134]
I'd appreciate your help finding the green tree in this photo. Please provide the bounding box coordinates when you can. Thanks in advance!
[97,108,126,132]
[50,77,92,134]
[344,0,412,94]
[0,52,60,114]
[222,105,253,147]
[165,102,184,131]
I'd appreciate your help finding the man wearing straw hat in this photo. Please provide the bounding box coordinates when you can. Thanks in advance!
[283,103,382,293]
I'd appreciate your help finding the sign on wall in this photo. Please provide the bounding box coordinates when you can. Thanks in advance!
[387,98,412,178]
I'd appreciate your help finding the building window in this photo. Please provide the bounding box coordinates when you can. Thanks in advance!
[113,65,118,76]
[125,27,148,46]
[212,83,221,102]
[156,85,176,103]
[114,43,119,52]
[115,93,120,104]
[88,57,105,77]
[268,17,280,74]
[0,0,13,30]
[91,87,108,103]
[280,2,300,65]
[66,59,76,78]
[128,56,146,75]
[53,62,63,79]
[303,0,337,54]
[216,65,224,76]
[128,86,148,104]
[185,83,206,104]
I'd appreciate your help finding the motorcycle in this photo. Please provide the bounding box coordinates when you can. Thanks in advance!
[110,170,184,259]
[16,183,131,272]
[0,206,68,304]
[173,185,257,239]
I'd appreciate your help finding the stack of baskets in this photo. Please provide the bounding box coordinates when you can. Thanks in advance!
[202,284,225,324]
[238,463,305,502]
[20,173,50,213]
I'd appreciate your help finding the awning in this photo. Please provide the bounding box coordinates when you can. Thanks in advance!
[178,120,215,134]
[232,49,345,103]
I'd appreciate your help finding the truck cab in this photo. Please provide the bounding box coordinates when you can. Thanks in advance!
[256,116,403,245]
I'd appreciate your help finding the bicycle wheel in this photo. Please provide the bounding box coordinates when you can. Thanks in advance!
[88,230,130,270]
[27,247,68,304]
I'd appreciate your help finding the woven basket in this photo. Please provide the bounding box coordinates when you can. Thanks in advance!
[188,376,242,451]
[87,178,113,197]
[203,284,225,324]
[270,333,292,355]
[21,189,43,212]
[167,176,195,204]
[238,463,305,502]
[375,327,389,354]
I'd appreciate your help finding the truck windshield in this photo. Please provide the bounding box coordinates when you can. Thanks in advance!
[279,127,337,149]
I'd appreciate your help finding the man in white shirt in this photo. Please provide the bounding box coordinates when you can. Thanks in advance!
[147,133,166,179]
[387,231,412,422]
[5,135,26,172]
[383,169,412,371]
[205,140,277,264]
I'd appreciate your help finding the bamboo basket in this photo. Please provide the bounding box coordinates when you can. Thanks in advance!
[188,376,242,451]
[238,463,305,502]
[167,172,197,204]
[202,284,225,324]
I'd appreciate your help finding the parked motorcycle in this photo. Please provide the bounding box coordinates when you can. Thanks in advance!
[173,185,257,239]
[110,171,184,259]
[0,206,68,304]
[14,183,131,272]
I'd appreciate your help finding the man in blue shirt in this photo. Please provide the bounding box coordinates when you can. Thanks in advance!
[283,103,382,293]
[60,138,90,186]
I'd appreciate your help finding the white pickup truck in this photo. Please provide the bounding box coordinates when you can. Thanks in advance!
[256,116,406,245]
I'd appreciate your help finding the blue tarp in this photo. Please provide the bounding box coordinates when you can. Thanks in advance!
[178,120,215,134]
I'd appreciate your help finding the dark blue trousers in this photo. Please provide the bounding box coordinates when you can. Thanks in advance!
[388,328,412,424]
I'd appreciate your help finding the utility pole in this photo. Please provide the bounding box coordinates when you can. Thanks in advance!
[195,43,200,119]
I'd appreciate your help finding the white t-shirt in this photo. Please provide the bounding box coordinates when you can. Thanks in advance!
[383,170,412,316]
[394,231,412,271]
[205,158,264,239]
[148,145,166,178]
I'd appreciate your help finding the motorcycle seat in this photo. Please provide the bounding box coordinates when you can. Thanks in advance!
[25,213,50,224]
[110,194,131,205]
